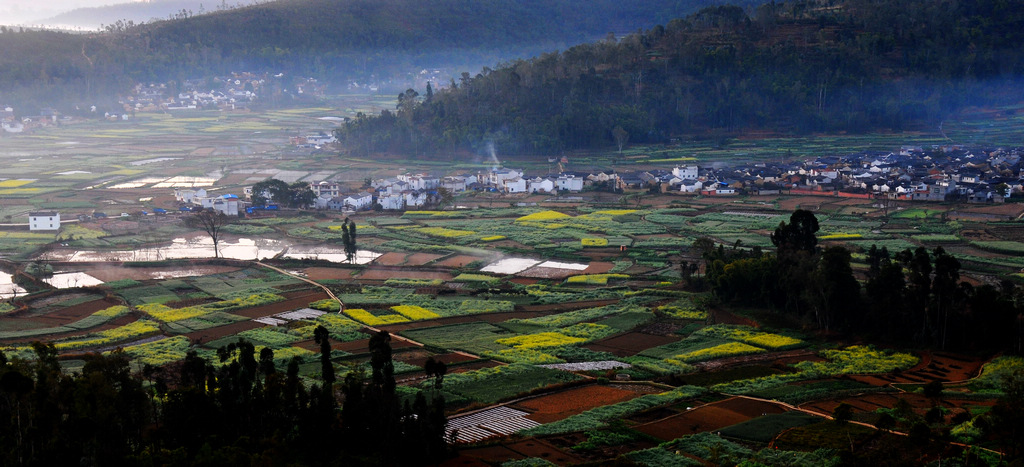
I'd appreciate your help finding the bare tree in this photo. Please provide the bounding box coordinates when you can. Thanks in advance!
[186,209,230,259]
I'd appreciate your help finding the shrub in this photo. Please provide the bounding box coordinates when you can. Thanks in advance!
[309,299,341,312]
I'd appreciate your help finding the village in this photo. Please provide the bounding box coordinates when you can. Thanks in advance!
[157,144,1023,219]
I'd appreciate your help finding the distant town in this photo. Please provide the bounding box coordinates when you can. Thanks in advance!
[158,144,1024,219]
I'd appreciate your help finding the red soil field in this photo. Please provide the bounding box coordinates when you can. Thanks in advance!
[580,261,615,274]
[802,392,996,419]
[635,396,788,441]
[374,252,407,266]
[356,268,452,281]
[16,296,122,328]
[302,267,355,281]
[441,445,524,466]
[229,290,329,319]
[584,332,679,357]
[503,438,582,465]
[509,278,539,285]
[405,253,445,266]
[189,320,264,345]
[709,307,759,327]
[513,384,655,424]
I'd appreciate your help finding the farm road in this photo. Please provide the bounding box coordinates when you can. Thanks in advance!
[255,261,479,360]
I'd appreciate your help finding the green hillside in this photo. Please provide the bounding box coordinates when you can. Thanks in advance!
[336,0,1024,155]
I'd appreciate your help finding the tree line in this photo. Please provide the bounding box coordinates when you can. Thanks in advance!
[0,329,450,466]
[336,0,1024,156]
[691,210,1024,353]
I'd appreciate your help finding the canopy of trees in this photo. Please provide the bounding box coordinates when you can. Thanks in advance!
[0,331,449,465]
[694,211,1024,353]
[250,178,314,208]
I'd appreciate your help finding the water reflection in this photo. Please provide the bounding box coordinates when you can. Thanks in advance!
[43,272,104,289]
[38,237,286,262]
[37,238,381,265]
[281,247,381,264]
[0,272,27,299]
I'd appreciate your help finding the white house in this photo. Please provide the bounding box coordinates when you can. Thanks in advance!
[175,188,207,204]
[489,168,523,186]
[29,211,60,231]
[556,174,584,192]
[528,177,555,193]
[327,196,348,211]
[673,165,699,180]
[312,195,333,209]
[201,194,241,216]
[310,181,342,198]
[680,180,704,193]
[378,193,404,210]
[343,192,374,210]
[504,177,527,193]
[441,176,467,192]
[404,191,428,207]
[305,133,337,146]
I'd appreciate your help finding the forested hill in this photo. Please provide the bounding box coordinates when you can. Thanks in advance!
[0,0,758,108]
[336,0,1024,157]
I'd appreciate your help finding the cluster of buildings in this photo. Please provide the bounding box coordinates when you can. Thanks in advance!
[174,189,243,215]
[123,72,326,112]
[301,169,595,212]
[168,145,1021,218]
[637,146,1022,202]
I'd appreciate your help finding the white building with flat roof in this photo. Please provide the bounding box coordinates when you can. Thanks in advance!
[29,211,60,231]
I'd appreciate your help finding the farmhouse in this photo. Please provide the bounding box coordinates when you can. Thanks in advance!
[672,165,699,180]
[174,188,207,204]
[343,192,374,210]
[310,181,341,198]
[528,177,555,193]
[555,174,584,192]
[200,194,241,216]
[29,212,60,231]
[377,193,404,210]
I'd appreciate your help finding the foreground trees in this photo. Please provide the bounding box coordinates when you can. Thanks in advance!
[0,331,449,466]
[702,210,1024,352]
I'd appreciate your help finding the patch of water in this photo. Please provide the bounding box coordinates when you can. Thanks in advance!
[0,272,27,299]
[38,237,286,262]
[481,258,541,275]
[282,246,381,264]
[44,272,104,289]
[536,261,588,271]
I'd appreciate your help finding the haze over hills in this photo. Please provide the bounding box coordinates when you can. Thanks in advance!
[0,0,759,109]
[34,0,259,30]
[337,0,1024,155]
